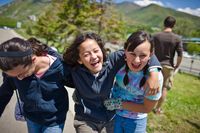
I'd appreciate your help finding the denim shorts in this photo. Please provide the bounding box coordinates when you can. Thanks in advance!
[114,115,147,133]
[26,118,64,133]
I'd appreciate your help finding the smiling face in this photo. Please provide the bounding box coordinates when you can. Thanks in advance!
[125,40,151,72]
[78,39,103,74]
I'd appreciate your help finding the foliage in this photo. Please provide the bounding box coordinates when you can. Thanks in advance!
[57,0,95,37]
[97,1,127,41]
[187,43,200,55]
[191,28,200,38]
[33,7,59,44]
[1,0,200,48]
[29,0,127,52]
[174,18,195,37]
[0,16,17,28]
[147,73,200,133]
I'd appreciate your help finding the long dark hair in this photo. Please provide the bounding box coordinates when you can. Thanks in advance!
[0,37,49,71]
[123,31,154,87]
[0,38,32,71]
[27,37,49,56]
[63,32,107,66]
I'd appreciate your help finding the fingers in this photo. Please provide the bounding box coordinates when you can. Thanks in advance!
[146,83,160,95]
[147,88,158,95]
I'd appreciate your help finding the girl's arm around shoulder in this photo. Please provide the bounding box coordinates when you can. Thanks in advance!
[148,54,161,70]
[122,98,158,113]
[107,49,125,69]
[122,72,163,113]
[145,55,162,95]
[125,71,163,113]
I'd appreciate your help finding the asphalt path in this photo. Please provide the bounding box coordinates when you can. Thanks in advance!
[0,29,75,133]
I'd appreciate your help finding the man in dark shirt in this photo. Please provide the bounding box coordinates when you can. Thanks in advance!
[153,16,183,114]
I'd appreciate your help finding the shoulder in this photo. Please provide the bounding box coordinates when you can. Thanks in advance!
[170,33,182,43]
[105,49,124,65]
[153,32,163,37]
[107,49,124,59]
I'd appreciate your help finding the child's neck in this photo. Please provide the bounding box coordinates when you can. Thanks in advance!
[34,55,51,75]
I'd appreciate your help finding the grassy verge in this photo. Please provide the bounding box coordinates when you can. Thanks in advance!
[147,72,200,133]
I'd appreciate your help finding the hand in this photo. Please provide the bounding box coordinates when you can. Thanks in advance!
[174,66,179,75]
[104,98,122,111]
[144,71,159,95]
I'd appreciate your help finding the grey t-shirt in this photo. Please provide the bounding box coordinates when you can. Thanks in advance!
[153,31,183,67]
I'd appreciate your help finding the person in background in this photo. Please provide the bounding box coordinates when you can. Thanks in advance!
[63,32,162,133]
[153,16,183,114]
[104,30,163,133]
[0,37,73,133]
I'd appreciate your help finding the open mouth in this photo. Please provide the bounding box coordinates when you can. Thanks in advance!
[91,60,100,67]
[131,63,141,69]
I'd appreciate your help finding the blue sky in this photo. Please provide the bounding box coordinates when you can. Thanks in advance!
[1,0,200,16]
[0,0,12,6]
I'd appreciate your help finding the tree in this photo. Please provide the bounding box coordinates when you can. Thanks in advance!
[174,18,195,37]
[187,43,200,55]
[32,0,127,52]
[94,0,126,41]
[56,0,96,41]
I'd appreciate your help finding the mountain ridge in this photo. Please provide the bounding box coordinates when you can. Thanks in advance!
[1,1,199,30]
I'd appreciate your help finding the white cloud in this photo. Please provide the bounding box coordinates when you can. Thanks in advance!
[134,0,164,7]
[177,7,200,17]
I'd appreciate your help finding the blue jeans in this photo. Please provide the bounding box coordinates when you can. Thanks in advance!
[114,115,147,133]
[26,119,65,133]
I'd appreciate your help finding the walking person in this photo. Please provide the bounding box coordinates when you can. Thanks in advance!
[153,16,183,114]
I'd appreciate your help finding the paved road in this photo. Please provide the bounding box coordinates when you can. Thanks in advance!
[0,29,75,133]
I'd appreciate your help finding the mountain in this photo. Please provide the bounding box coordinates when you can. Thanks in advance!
[114,1,140,14]
[1,1,200,31]
[0,0,51,20]
[115,2,200,29]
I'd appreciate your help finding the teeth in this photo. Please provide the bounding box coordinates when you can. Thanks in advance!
[132,64,140,68]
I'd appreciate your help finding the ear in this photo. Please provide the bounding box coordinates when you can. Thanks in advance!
[149,52,153,59]
[32,56,36,63]
[124,50,128,60]
[77,59,83,64]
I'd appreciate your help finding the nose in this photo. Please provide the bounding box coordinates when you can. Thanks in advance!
[133,56,141,63]
[91,52,97,59]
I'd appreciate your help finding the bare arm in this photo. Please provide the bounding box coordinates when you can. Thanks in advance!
[144,71,159,95]
[122,98,158,113]
[174,56,182,70]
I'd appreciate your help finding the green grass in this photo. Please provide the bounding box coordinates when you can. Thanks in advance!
[147,73,200,133]
[0,16,17,28]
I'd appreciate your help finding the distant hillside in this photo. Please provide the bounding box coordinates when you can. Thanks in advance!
[0,0,51,21]
[115,2,200,29]
[115,2,140,14]
[1,1,199,33]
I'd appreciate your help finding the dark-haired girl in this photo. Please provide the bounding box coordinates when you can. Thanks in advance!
[63,32,162,133]
[104,31,163,133]
[0,37,72,133]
